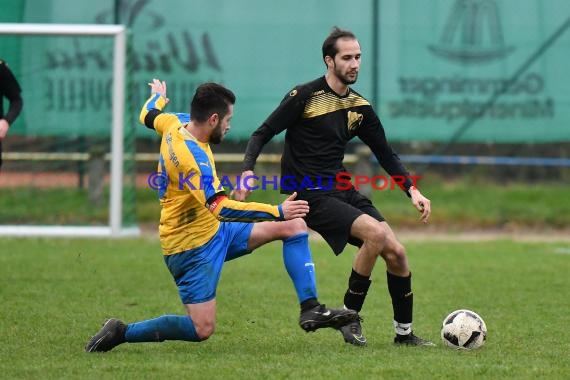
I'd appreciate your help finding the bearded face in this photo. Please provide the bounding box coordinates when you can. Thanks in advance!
[330,37,361,85]
[210,119,224,144]
[209,104,233,144]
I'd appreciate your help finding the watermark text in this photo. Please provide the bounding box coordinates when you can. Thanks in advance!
[147,172,421,192]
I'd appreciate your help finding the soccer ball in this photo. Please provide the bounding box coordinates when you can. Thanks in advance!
[441,309,487,350]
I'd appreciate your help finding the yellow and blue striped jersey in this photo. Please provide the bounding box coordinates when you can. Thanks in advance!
[140,94,284,255]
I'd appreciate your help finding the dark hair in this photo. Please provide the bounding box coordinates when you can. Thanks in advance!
[190,82,236,123]
[322,26,357,65]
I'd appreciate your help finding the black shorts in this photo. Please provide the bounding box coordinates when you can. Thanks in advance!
[298,188,385,255]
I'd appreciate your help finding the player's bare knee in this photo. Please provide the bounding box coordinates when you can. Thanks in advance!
[283,218,307,237]
[194,322,215,341]
[382,242,407,268]
[391,240,406,256]
[192,318,216,341]
[362,223,387,255]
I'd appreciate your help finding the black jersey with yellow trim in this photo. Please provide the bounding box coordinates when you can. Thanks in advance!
[256,76,412,193]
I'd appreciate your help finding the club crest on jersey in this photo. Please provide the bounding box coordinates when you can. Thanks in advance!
[347,111,363,133]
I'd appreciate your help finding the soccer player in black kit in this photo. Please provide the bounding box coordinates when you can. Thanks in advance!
[234,27,435,347]
[0,59,23,169]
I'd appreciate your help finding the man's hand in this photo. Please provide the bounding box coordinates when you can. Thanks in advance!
[0,119,9,140]
[280,192,309,220]
[232,170,256,201]
[148,78,169,104]
[409,187,431,223]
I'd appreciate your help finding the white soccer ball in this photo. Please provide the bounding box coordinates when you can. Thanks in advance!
[441,309,487,350]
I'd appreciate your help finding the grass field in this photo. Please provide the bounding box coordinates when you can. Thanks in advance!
[1,237,569,379]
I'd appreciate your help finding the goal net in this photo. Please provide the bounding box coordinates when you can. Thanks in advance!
[0,23,139,237]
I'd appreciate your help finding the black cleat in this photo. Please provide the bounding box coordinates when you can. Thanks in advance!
[299,304,358,332]
[85,318,127,352]
[394,331,435,346]
[339,318,367,347]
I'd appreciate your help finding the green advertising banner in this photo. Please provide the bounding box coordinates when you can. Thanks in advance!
[1,0,568,142]
[378,0,570,142]
[0,0,374,139]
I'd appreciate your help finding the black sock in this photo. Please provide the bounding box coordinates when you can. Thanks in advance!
[387,271,413,324]
[300,298,320,312]
[343,269,371,312]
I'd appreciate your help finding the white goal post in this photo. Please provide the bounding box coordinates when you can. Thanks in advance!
[0,23,139,237]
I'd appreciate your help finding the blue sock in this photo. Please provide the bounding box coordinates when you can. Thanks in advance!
[283,233,318,303]
[125,315,200,342]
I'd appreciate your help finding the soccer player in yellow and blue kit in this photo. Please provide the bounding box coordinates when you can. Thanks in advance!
[85,79,357,352]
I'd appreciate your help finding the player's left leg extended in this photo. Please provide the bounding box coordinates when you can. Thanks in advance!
[246,219,358,332]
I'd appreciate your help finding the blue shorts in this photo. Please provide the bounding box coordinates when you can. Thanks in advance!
[164,222,254,304]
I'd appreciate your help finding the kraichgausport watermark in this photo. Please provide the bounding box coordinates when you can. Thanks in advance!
[147,172,421,192]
